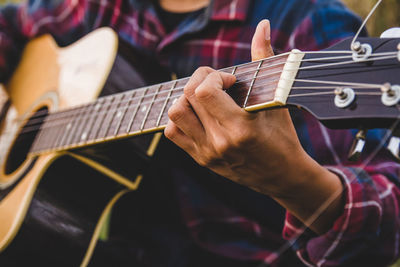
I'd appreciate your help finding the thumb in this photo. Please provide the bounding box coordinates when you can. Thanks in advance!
[251,19,274,61]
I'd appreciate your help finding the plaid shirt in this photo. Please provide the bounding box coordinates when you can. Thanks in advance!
[1,0,400,266]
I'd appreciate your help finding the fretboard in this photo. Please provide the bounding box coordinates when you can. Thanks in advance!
[30,51,302,155]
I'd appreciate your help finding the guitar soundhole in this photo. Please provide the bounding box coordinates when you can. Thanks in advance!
[5,107,48,175]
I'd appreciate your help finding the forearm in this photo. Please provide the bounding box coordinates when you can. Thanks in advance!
[270,153,345,234]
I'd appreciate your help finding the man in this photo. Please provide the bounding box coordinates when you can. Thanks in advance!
[0,0,399,266]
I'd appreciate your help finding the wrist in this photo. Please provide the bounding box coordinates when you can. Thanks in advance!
[270,153,345,233]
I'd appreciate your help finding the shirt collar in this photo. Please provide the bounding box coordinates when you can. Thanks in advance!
[209,0,251,22]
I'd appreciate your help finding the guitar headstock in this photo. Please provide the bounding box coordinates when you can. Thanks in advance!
[287,37,400,130]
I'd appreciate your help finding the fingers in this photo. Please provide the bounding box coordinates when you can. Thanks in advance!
[164,120,194,151]
[183,67,239,126]
[251,19,274,61]
[167,95,205,141]
[194,71,243,123]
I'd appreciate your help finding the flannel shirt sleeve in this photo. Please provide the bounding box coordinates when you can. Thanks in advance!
[0,0,106,82]
[281,2,400,266]
[283,165,400,266]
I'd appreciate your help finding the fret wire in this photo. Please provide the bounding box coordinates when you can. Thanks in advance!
[104,93,125,139]
[156,81,177,127]
[58,106,84,148]
[114,91,135,136]
[63,106,88,147]
[243,60,263,107]
[44,112,63,151]
[72,103,93,145]
[96,96,116,140]
[28,50,396,138]
[51,109,74,149]
[231,66,237,75]
[50,111,70,150]
[76,102,97,145]
[21,51,400,131]
[36,113,54,151]
[90,98,110,141]
[31,115,50,152]
[127,87,148,133]
[140,84,162,131]
[84,99,104,143]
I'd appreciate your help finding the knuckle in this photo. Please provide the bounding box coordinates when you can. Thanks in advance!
[231,129,254,147]
[167,104,185,122]
[195,66,213,75]
[197,154,218,168]
[164,125,176,140]
[195,83,214,101]
[214,138,231,157]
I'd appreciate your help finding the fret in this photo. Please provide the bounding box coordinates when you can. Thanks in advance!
[131,85,161,132]
[48,111,66,150]
[63,106,88,148]
[126,87,148,133]
[231,66,237,75]
[57,107,82,148]
[243,60,263,107]
[52,109,76,149]
[140,84,162,131]
[107,91,130,137]
[41,112,62,151]
[102,93,125,139]
[157,79,188,127]
[70,103,92,145]
[95,96,117,140]
[245,54,290,107]
[87,98,107,142]
[114,90,136,136]
[156,80,177,127]
[31,115,50,152]
[29,54,296,155]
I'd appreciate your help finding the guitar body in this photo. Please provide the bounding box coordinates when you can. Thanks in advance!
[1,26,400,266]
[0,28,170,265]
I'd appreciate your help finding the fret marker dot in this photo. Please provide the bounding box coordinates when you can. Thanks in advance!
[66,123,72,130]
[141,106,147,113]
[95,104,101,111]
[116,111,122,118]
[81,132,87,141]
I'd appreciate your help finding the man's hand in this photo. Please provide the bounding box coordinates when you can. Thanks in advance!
[165,20,344,234]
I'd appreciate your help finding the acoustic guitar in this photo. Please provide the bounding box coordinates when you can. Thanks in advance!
[1,28,400,265]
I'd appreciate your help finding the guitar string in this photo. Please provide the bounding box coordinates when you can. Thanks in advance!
[13,79,391,139]
[15,51,399,133]
[11,50,399,123]
[28,88,388,153]
[288,91,382,97]
[5,75,396,138]
[2,53,398,139]
[14,77,390,134]
[10,54,400,137]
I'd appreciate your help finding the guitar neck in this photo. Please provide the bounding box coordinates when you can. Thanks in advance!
[29,51,303,155]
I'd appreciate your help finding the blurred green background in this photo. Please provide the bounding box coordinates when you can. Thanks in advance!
[343,0,400,36]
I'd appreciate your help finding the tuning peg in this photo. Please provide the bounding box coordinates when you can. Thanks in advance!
[348,130,367,162]
[387,136,400,160]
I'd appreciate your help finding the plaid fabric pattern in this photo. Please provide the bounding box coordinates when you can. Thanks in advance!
[1,0,399,265]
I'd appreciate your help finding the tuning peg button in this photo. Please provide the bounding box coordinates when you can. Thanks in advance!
[387,137,400,160]
[348,130,367,162]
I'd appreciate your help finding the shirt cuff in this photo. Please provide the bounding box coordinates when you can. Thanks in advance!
[282,166,388,266]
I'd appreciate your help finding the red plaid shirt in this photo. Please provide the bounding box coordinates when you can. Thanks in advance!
[1,0,399,266]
